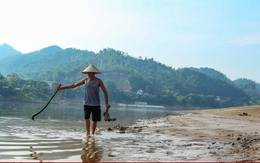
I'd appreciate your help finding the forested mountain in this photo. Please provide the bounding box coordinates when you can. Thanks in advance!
[233,78,260,103]
[0,45,260,108]
[190,68,260,102]
[0,43,21,59]
[234,78,260,88]
[189,67,232,83]
[0,46,94,79]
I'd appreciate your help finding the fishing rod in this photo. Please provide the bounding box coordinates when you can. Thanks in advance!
[31,84,61,121]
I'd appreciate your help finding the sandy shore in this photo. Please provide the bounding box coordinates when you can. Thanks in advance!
[96,105,260,162]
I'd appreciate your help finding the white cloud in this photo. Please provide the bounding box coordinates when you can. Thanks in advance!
[179,33,211,43]
[229,35,260,46]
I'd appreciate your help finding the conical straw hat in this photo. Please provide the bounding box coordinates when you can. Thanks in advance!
[82,64,101,74]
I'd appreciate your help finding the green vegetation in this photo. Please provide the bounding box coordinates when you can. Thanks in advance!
[0,45,260,108]
[0,73,59,102]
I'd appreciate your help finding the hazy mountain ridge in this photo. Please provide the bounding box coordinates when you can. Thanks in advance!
[0,44,94,79]
[0,43,21,59]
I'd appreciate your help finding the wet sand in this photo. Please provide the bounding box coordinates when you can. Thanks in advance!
[98,105,260,161]
[2,105,260,162]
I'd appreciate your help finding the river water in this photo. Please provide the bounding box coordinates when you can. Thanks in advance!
[0,101,177,162]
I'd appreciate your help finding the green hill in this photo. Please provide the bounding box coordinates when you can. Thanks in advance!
[0,46,259,107]
[189,67,232,83]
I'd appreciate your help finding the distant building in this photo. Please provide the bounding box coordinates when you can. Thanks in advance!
[6,73,21,90]
[215,96,225,103]
[7,73,18,78]
[2,85,9,89]
[134,101,147,105]
[15,87,21,91]
[137,89,143,95]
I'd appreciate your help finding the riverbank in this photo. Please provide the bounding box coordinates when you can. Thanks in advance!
[97,105,260,161]
[1,105,260,162]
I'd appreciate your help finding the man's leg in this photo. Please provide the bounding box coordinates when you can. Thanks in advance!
[92,121,97,134]
[91,106,101,135]
[84,105,92,136]
[85,119,90,136]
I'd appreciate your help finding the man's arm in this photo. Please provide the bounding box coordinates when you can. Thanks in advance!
[58,78,85,91]
[99,79,110,109]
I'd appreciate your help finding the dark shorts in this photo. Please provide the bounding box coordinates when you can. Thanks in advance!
[84,105,101,121]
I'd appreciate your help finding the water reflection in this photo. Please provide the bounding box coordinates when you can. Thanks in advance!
[27,138,84,161]
[0,102,177,162]
[0,102,177,128]
[29,146,38,160]
[81,137,103,162]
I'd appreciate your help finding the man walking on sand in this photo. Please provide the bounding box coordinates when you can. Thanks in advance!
[57,64,110,136]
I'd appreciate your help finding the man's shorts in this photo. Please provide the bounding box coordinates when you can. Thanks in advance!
[84,105,101,121]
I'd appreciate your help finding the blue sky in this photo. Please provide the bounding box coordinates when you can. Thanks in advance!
[0,0,260,82]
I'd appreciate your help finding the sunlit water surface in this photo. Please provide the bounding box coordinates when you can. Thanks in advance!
[0,102,177,161]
